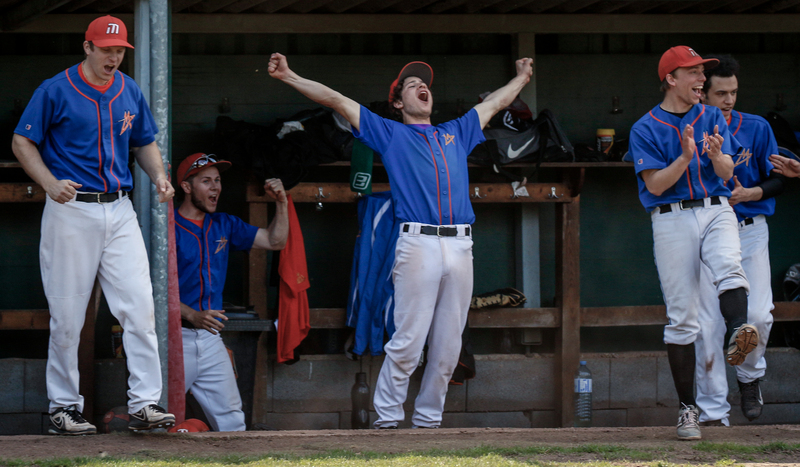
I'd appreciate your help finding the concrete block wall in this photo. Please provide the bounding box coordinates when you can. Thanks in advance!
[264,348,800,430]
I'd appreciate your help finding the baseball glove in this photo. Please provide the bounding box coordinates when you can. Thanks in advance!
[470,287,527,309]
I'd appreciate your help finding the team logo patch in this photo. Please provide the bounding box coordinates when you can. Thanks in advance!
[734,148,753,167]
[215,236,228,254]
[688,48,698,57]
[107,23,120,35]
[444,133,455,146]
[638,158,643,164]
[352,172,371,190]
[25,124,31,130]
[118,111,136,136]
[296,273,306,284]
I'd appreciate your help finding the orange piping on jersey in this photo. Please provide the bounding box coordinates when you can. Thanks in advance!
[731,110,743,137]
[65,68,108,192]
[107,73,125,192]
[417,132,443,225]
[648,110,694,199]
[690,105,709,198]
[433,131,453,223]
[176,215,204,311]
[204,217,214,311]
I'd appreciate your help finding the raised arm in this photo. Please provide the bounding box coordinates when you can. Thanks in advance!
[269,53,361,132]
[252,178,289,250]
[473,58,533,129]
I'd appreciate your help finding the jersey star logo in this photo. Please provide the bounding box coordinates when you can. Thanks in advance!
[215,236,228,254]
[296,273,306,284]
[118,111,136,136]
[734,148,753,167]
[444,133,455,146]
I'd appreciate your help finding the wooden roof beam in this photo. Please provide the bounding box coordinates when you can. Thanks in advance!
[252,0,303,12]
[586,1,630,13]
[194,0,242,13]
[95,0,133,13]
[488,0,539,13]
[221,0,275,13]
[550,0,603,13]
[427,0,470,13]
[615,1,670,13]
[63,0,102,13]
[390,0,441,13]
[285,0,334,12]
[173,0,206,12]
[523,0,569,13]
[727,0,776,12]
[463,0,510,14]
[1,0,70,31]
[762,0,800,11]
[355,0,406,12]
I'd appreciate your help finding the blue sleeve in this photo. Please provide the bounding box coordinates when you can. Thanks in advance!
[352,106,395,156]
[128,82,158,148]
[14,86,52,145]
[439,108,486,155]
[224,214,259,251]
[630,125,667,174]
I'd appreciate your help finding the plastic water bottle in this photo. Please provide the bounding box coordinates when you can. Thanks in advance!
[574,361,592,427]
[351,372,370,429]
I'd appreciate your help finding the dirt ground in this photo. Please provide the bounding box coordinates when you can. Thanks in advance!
[2,425,800,465]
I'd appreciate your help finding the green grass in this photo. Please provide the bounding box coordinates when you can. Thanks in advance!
[3,442,799,467]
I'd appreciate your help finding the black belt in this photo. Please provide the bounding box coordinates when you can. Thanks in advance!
[658,196,721,213]
[75,191,128,203]
[403,224,470,237]
[741,217,754,226]
[181,319,195,329]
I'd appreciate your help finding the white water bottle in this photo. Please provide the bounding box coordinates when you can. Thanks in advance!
[574,360,592,427]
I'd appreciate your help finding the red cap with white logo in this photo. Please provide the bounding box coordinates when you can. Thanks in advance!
[657,46,718,81]
[85,15,133,49]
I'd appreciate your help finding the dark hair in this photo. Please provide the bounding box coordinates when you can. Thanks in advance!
[389,80,404,119]
[659,76,672,93]
[703,55,739,93]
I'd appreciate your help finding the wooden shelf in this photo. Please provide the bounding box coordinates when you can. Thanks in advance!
[0,183,45,202]
[0,309,50,330]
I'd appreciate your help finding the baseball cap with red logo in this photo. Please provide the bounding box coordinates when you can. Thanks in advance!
[85,15,134,49]
[177,153,232,183]
[658,46,719,81]
[388,61,433,103]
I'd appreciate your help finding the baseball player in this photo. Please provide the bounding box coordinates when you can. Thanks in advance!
[695,55,784,425]
[770,154,800,178]
[629,46,759,440]
[11,15,175,434]
[268,53,533,428]
[175,153,288,432]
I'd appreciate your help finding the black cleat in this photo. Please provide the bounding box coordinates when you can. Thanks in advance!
[739,379,764,421]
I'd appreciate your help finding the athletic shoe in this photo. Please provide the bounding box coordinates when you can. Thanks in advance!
[374,424,398,429]
[676,404,701,440]
[48,405,97,435]
[738,379,764,421]
[128,404,176,431]
[726,323,759,366]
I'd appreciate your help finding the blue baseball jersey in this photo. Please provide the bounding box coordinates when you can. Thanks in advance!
[726,110,778,221]
[175,210,259,312]
[14,63,158,193]
[353,106,485,225]
[631,104,742,212]
[346,191,399,356]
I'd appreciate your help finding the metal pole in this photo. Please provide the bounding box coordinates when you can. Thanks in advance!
[148,0,170,409]
[133,0,151,254]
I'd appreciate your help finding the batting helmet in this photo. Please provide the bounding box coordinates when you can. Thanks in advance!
[784,263,800,302]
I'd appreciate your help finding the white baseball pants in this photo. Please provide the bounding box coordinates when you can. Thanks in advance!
[41,195,162,414]
[651,197,749,345]
[182,328,246,432]
[373,223,473,428]
[695,215,773,424]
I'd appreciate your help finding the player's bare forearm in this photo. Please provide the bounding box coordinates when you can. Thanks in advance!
[641,155,693,197]
[709,153,734,181]
[180,302,226,334]
[132,141,175,202]
[268,53,360,131]
[12,134,82,203]
[474,58,533,129]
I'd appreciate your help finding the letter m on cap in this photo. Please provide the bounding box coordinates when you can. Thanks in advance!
[106,23,120,35]
[688,48,697,57]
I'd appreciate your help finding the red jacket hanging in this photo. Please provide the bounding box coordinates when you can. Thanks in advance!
[277,194,310,363]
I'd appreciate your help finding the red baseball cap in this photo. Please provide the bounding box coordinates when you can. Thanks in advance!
[658,46,718,81]
[177,153,232,183]
[388,61,433,103]
[85,15,133,49]
[168,418,209,433]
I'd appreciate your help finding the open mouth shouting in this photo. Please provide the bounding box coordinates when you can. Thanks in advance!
[692,85,703,100]
[418,89,429,103]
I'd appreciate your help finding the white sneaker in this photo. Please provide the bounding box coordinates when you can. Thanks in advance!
[128,404,176,431]
[676,404,701,440]
[49,405,97,435]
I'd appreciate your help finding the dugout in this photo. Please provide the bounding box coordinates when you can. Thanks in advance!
[1,0,800,433]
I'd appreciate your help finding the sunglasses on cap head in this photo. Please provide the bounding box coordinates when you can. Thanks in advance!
[190,154,218,170]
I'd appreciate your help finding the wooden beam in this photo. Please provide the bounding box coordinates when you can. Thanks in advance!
[94,0,133,13]
[221,0,274,13]
[247,182,573,203]
[616,1,670,13]
[490,0,539,13]
[728,0,773,12]
[763,0,800,12]
[581,305,667,327]
[525,0,569,12]
[391,0,441,13]
[195,0,243,13]
[0,310,50,330]
[356,0,406,13]
[469,307,560,327]
[285,0,333,12]
[554,193,580,428]
[321,0,371,13]
[0,183,46,202]
[12,13,800,33]
[428,0,470,13]
[172,0,206,12]
[551,0,603,13]
[463,0,509,13]
[0,0,71,31]
[64,0,103,13]
[773,301,800,321]
[252,0,302,12]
